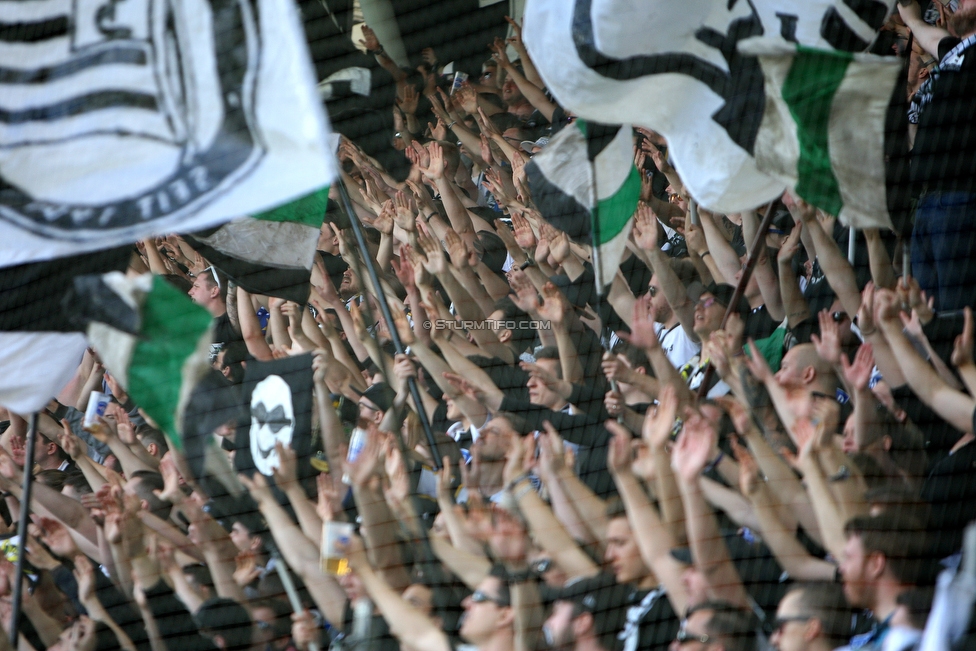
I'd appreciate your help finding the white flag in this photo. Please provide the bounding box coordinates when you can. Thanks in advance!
[0,0,337,267]
[522,0,894,213]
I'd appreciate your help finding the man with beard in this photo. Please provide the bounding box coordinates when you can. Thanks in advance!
[898,0,976,311]
[543,574,629,651]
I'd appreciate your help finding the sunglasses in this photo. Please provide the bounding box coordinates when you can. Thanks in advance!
[647,285,658,297]
[771,616,813,632]
[674,628,710,645]
[697,297,717,310]
[208,266,221,290]
[530,558,552,574]
[470,590,508,607]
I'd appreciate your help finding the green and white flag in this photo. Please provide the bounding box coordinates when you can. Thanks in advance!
[185,186,329,304]
[742,39,901,230]
[78,273,213,450]
[525,120,641,290]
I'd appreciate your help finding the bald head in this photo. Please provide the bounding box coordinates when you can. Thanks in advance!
[775,344,839,394]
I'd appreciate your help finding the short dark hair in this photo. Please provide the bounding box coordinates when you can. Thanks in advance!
[491,411,530,437]
[533,346,563,379]
[844,512,936,586]
[612,341,650,374]
[183,563,215,592]
[136,425,169,456]
[128,470,173,520]
[196,598,253,651]
[486,564,512,607]
[687,601,758,651]
[62,470,93,495]
[605,496,627,522]
[252,598,294,640]
[36,469,67,491]
[786,583,853,647]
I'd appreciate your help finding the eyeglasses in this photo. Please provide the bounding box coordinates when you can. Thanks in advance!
[675,628,711,645]
[530,558,552,574]
[669,193,684,203]
[697,297,717,310]
[470,590,508,607]
[357,402,378,413]
[771,616,813,633]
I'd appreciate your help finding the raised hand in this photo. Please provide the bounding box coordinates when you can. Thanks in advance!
[536,282,568,326]
[511,212,537,251]
[422,141,446,180]
[840,343,875,393]
[59,419,87,461]
[777,221,803,266]
[444,228,473,270]
[632,203,660,250]
[602,351,635,384]
[397,84,420,116]
[810,309,842,366]
[644,384,678,451]
[952,307,974,369]
[620,292,659,350]
[671,412,717,484]
[537,423,566,478]
[417,223,448,275]
[731,437,762,496]
[508,269,540,313]
[743,340,774,384]
[359,24,381,52]
[272,441,299,489]
[384,436,410,506]
[605,420,635,475]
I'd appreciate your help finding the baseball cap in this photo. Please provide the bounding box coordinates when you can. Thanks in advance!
[552,574,629,642]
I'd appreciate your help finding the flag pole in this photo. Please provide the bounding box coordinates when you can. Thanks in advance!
[9,412,37,647]
[334,180,442,470]
[689,199,699,227]
[270,547,320,651]
[848,226,856,265]
[696,202,776,399]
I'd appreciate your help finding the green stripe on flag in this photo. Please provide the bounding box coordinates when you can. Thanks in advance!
[253,186,329,228]
[594,164,641,246]
[128,276,212,447]
[782,46,851,218]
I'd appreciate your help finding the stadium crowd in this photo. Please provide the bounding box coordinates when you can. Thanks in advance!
[1,1,976,651]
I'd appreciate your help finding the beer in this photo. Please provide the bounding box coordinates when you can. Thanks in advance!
[321,520,354,575]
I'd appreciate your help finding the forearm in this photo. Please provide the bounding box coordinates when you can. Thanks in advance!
[805,219,861,317]
[516,482,600,579]
[652,448,686,544]
[287,485,324,548]
[865,229,896,289]
[434,178,475,239]
[678,478,749,607]
[237,287,273,361]
[354,485,411,591]
[613,469,688,615]
[105,436,157,475]
[646,248,697,340]
[700,214,743,283]
[899,5,949,58]
[511,579,544,651]
[22,599,65,647]
[453,266,497,318]
[557,468,608,544]
[798,456,848,562]
[201,540,248,603]
[778,260,810,328]
[748,484,836,581]
[256,496,347,627]
[430,535,491,588]
[541,469,595,545]
[553,326,584,385]
[356,563,451,651]
[879,318,975,431]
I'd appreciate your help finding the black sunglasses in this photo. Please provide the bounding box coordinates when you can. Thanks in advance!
[470,590,508,607]
[771,615,813,632]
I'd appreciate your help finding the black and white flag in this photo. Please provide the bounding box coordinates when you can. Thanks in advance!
[523,0,894,213]
[0,0,336,266]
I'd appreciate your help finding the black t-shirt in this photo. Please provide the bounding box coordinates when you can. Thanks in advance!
[211,311,244,360]
[617,587,680,651]
[330,600,400,651]
[911,35,976,192]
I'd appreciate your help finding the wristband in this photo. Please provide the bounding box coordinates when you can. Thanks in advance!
[447,121,457,129]
[703,451,724,475]
[701,250,711,258]
[519,258,535,270]
[507,567,533,583]
[506,471,532,492]
[512,481,534,503]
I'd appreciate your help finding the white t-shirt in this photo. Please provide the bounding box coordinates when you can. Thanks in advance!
[656,322,701,370]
